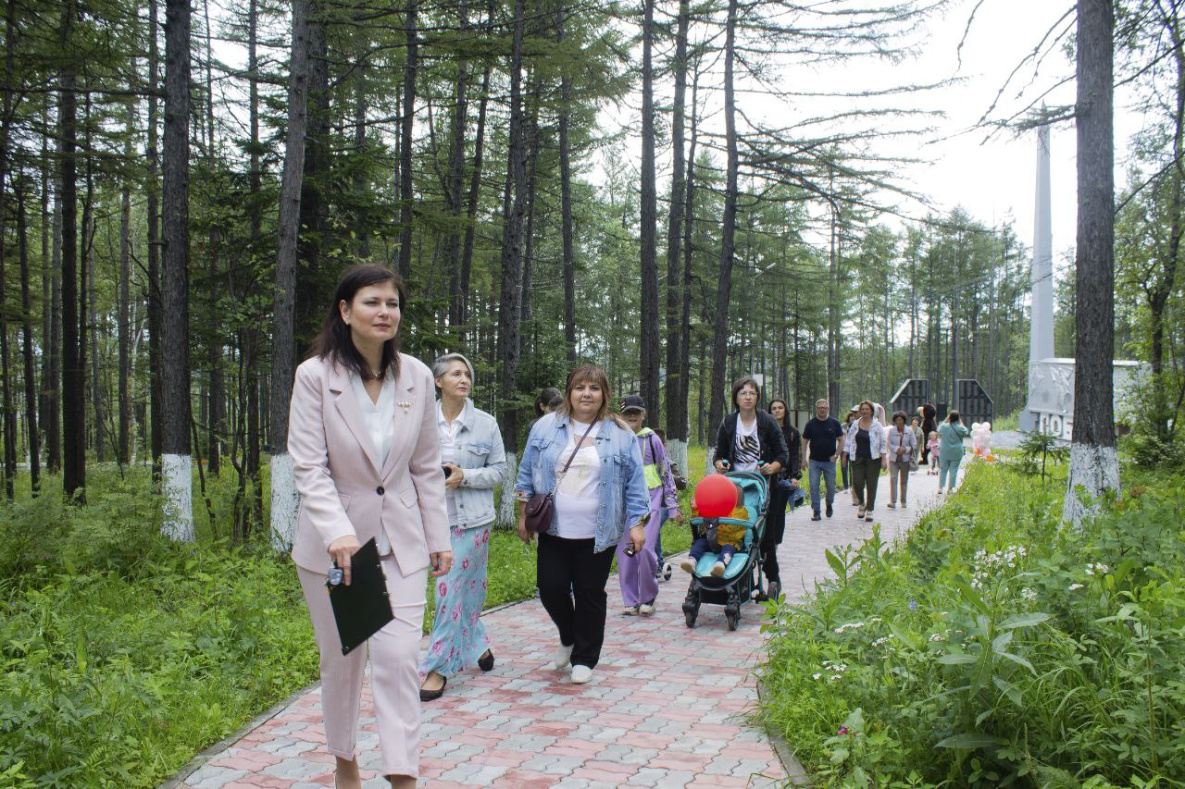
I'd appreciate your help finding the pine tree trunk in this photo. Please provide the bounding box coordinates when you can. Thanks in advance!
[445,0,470,330]
[162,0,194,539]
[664,0,690,451]
[497,0,527,455]
[147,0,163,480]
[707,0,740,443]
[40,107,60,475]
[60,6,85,500]
[270,0,312,551]
[0,0,15,499]
[557,1,576,362]
[678,63,699,455]
[639,0,660,428]
[1065,0,1120,525]
[118,107,132,466]
[17,181,38,494]
[397,0,418,280]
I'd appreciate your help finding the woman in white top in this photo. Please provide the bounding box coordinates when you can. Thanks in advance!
[514,365,650,685]
[419,353,507,702]
[845,399,888,522]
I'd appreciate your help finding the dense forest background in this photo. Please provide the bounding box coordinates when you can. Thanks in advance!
[0,0,1181,534]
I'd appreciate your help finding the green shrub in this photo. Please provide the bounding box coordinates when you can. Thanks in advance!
[759,460,1185,787]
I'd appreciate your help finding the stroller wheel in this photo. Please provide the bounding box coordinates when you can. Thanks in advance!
[662,562,673,581]
[684,609,697,628]
[725,607,740,631]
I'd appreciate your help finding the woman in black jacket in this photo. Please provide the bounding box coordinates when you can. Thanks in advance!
[713,377,789,477]
[760,399,800,600]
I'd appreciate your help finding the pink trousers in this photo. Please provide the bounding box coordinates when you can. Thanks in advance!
[297,555,427,777]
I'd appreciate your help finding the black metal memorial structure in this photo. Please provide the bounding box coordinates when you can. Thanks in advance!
[953,379,994,426]
[889,379,931,419]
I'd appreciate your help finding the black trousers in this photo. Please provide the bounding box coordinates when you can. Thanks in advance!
[761,484,790,584]
[537,532,615,669]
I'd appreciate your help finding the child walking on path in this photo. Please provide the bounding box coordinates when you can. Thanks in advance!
[618,395,681,616]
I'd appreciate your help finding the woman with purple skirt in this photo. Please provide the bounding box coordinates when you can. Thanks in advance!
[616,395,681,616]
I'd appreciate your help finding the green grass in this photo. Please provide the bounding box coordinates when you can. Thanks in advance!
[758,456,1185,787]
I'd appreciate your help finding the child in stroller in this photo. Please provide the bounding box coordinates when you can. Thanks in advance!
[681,505,750,577]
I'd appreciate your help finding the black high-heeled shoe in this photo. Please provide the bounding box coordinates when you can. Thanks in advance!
[478,649,495,672]
[419,675,447,702]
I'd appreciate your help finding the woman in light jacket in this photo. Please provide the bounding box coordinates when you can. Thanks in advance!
[515,364,650,685]
[845,400,888,522]
[288,264,451,789]
[419,353,507,702]
[886,411,916,509]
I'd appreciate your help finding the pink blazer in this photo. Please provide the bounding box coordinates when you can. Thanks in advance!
[288,353,450,575]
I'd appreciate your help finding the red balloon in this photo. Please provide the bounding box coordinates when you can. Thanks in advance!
[695,474,741,518]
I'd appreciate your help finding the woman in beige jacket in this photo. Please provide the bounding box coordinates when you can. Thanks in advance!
[288,264,451,789]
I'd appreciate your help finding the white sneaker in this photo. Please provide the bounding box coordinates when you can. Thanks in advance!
[570,665,593,684]
[554,644,573,670]
[710,561,726,577]
[638,602,655,616]
[622,605,640,616]
[680,558,697,575]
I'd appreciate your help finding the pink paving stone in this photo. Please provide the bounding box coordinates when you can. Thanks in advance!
[209,750,284,771]
[649,754,713,771]
[571,766,642,782]
[542,745,595,760]
[579,760,641,775]
[520,722,581,737]
[470,751,535,768]
[491,769,563,788]
[240,776,298,788]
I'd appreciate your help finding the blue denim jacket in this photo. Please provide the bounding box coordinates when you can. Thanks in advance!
[515,412,650,553]
[443,398,507,530]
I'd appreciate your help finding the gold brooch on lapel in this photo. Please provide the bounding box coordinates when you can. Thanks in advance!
[398,400,414,412]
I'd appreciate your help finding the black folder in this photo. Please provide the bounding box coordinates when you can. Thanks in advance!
[326,537,394,655]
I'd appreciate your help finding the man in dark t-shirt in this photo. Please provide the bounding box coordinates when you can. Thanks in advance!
[801,399,845,521]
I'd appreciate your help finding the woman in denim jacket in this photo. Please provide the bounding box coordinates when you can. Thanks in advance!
[420,353,507,701]
[515,364,650,685]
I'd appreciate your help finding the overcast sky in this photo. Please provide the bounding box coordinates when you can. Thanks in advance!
[599,0,1149,276]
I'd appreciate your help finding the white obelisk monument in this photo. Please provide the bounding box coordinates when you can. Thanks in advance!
[1020,125,1055,431]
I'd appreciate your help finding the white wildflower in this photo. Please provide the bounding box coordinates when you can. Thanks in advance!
[929,633,944,643]
[1021,588,1037,601]
[812,673,823,681]
[1069,583,1084,591]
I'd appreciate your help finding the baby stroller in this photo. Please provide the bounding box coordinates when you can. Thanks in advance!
[681,471,769,631]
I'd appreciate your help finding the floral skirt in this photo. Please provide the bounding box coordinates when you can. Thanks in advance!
[420,524,491,678]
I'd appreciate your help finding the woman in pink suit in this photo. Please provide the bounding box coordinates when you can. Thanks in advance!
[288,264,452,789]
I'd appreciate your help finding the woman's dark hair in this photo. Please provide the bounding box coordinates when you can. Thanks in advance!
[730,376,760,410]
[309,264,408,381]
[534,387,563,416]
[768,398,790,428]
[947,410,962,424]
[892,410,908,426]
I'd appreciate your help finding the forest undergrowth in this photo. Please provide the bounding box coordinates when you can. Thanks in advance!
[759,455,1185,787]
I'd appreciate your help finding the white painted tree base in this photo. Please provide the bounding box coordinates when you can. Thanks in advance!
[270,453,299,552]
[666,439,688,479]
[498,452,518,529]
[161,453,194,541]
[1063,443,1120,527]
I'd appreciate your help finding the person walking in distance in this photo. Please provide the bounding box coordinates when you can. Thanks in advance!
[886,411,916,509]
[801,399,845,522]
[845,400,888,522]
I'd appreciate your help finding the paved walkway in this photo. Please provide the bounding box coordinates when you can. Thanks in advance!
[168,465,953,788]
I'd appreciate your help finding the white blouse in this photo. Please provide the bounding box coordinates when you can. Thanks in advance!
[350,371,396,553]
